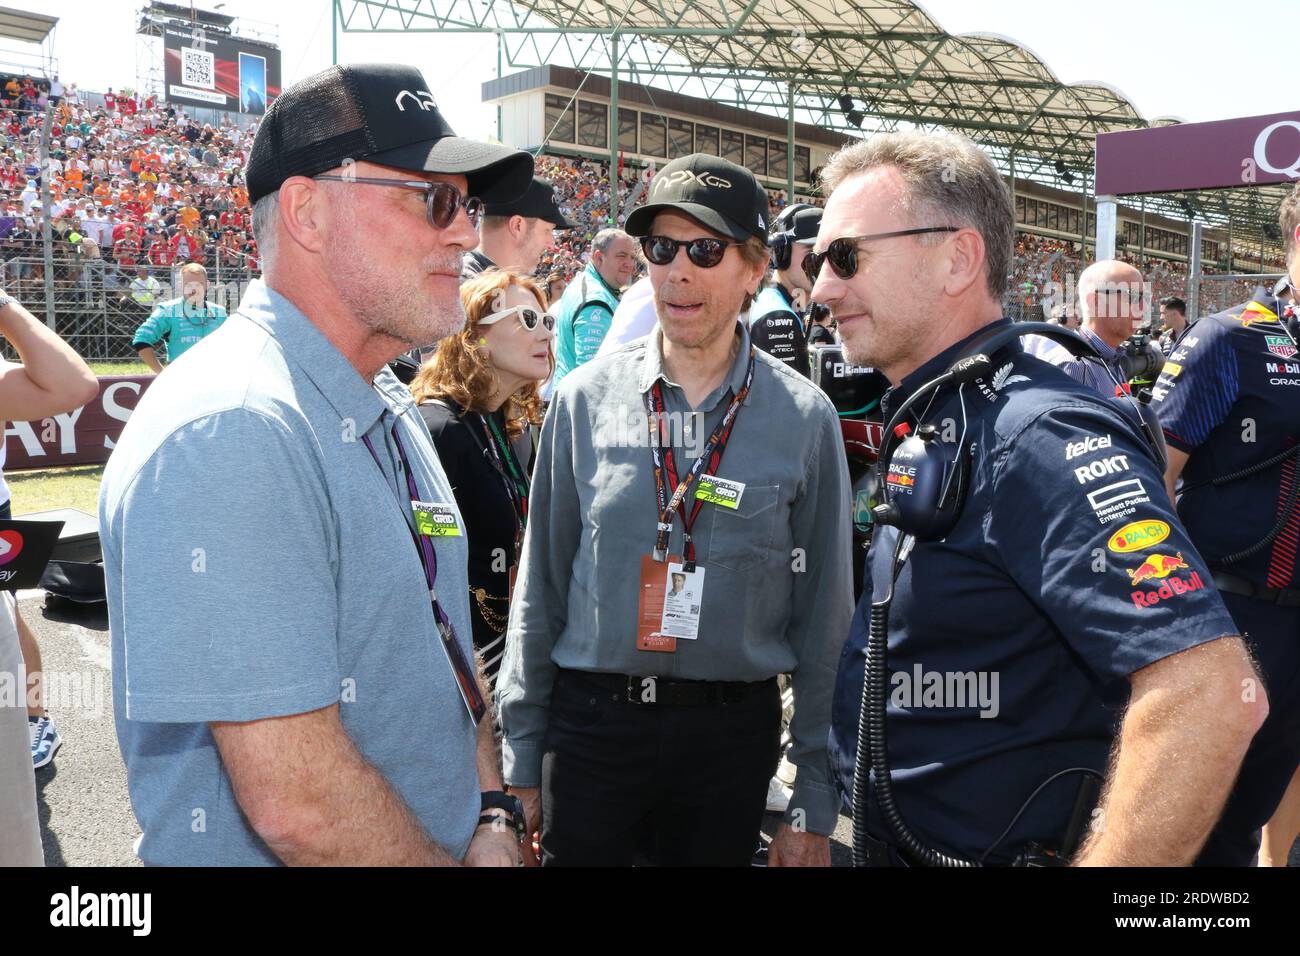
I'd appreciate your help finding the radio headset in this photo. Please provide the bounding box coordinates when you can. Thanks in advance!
[767,203,814,272]
[851,321,1165,868]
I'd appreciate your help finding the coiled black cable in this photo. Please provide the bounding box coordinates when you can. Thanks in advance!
[1181,442,1300,565]
[850,534,975,867]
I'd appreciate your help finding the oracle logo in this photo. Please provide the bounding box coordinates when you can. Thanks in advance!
[1254,120,1300,179]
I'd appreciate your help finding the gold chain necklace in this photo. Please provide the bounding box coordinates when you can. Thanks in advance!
[471,586,509,632]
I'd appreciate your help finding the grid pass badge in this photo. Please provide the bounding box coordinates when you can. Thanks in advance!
[413,502,461,537]
[695,476,745,509]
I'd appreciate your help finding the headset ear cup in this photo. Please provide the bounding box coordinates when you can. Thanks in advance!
[769,236,790,272]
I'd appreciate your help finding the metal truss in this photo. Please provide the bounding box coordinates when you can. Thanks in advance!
[333,0,1286,259]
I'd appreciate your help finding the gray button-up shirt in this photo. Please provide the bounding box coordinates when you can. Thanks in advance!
[497,321,853,834]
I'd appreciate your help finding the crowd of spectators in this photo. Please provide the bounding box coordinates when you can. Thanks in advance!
[1006,232,1272,322]
[0,73,1274,325]
[0,74,260,308]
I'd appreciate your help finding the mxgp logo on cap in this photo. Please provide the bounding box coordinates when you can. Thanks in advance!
[394,89,437,112]
[653,169,733,193]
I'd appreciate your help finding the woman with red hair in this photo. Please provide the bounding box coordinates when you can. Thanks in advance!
[412,269,554,680]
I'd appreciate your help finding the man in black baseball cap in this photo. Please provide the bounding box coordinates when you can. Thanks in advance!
[245,62,531,206]
[463,175,576,280]
[498,152,852,868]
[100,63,534,868]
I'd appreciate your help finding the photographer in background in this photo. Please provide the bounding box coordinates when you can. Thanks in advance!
[0,289,99,862]
[1035,260,1147,395]
[1157,296,1191,355]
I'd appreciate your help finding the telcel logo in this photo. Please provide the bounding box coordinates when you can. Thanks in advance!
[1066,434,1112,460]
[1108,519,1170,554]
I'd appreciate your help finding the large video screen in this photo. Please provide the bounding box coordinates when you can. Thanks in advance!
[162,24,280,114]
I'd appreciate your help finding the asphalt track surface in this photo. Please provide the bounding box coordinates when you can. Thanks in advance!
[23,592,1292,868]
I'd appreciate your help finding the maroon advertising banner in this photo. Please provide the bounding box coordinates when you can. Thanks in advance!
[3,376,155,471]
[1095,110,1300,196]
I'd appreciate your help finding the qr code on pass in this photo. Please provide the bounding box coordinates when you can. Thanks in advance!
[181,48,215,89]
[689,604,700,615]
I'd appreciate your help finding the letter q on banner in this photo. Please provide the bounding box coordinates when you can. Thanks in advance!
[1254,120,1300,179]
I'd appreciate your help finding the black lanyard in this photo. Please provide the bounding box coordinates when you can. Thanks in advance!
[479,411,529,534]
[361,421,486,725]
[643,347,756,569]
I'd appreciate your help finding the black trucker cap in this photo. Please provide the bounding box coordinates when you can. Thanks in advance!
[245,63,533,206]
[788,206,823,243]
[486,176,577,228]
[625,154,769,242]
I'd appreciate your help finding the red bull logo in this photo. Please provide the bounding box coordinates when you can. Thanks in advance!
[1239,301,1279,328]
[1129,553,1204,607]
[1127,552,1188,585]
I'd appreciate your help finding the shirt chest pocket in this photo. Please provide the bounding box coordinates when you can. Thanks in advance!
[703,483,782,572]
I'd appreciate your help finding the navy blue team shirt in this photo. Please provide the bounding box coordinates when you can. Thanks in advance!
[1151,292,1300,589]
[828,319,1238,864]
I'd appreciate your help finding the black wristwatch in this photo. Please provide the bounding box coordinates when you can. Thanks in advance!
[479,791,525,840]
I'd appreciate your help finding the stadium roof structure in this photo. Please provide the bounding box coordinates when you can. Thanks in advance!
[0,5,56,46]
[333,0,1288,259]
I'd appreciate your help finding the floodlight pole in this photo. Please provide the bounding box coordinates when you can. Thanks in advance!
[1189,221,1203,320]
[1007,151,1016,216]
[1096,195,1118,261]
[786,83,795,201]
[1139,197,1146,260]
[610,31,619,224]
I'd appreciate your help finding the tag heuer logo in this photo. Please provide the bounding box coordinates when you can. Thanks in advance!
[1266,335,1297,358]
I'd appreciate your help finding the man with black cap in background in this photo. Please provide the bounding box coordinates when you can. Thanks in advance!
[463,175,575,279]
[497,153,852,866]
[748,203,822,377]
[101,63,536,866]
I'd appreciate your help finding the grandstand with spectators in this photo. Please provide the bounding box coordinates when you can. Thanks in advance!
[0,0,1288,361]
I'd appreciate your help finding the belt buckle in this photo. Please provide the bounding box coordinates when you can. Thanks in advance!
[626,675,660,704]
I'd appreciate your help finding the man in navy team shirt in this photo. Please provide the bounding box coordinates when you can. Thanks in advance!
[1151,182,1300,866]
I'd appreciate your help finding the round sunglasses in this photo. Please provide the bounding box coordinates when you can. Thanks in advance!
[312,175,483,230]
[477,305,556,334]
[804,226,959,283]
[640,235,738,269]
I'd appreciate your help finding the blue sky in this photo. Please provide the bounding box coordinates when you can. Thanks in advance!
[22,0,1294,141]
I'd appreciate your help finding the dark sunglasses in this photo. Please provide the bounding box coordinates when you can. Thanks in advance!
[804,226,960,283]
[312,175,482,230]
[478,305,556,333]
[640,235,737,269]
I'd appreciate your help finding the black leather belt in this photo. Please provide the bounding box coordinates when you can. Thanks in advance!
[557,669,777,706]
[1212,570,1300,608]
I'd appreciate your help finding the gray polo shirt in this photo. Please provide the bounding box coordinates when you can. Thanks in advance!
[100,279,480,866]
[497,322,853,835]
